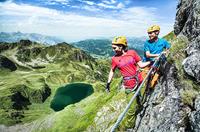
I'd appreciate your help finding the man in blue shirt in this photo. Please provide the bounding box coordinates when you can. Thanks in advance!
[143,25,171,62]
[142,25,171,88]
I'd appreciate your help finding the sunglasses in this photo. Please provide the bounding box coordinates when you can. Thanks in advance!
[112,46,118,50]
[148,30,159,34]
[148,32,154,34]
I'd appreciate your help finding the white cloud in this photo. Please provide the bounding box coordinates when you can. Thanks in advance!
[69,4,100,12]
[80,0,124,10]
[43,0,69,5]
[97,3,118,9]
[81,5,101,12]
[0,1,173,42]
[102,0,117,5]
[120,7,157,22]
[82,0,95,6]
[96,1,125,10]
[70,5,79,9]
[117,3,125,9]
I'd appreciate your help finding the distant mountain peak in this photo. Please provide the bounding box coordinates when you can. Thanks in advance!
[0,32,64,45]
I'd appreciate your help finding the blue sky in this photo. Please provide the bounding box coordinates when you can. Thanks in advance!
[0,0,178,42]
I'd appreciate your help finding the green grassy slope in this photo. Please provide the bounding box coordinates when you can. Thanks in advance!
[0,40,112,128]
[0,39,133,132]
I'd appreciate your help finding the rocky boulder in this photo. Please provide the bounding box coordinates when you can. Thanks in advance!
[186,37,200,56]
[182,52,200,82]
[190,95,200,131]
[182,37,200,82]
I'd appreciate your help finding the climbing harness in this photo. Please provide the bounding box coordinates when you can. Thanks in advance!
[110,53,165,132]
[123,70,139,81]
[123,70,139,92]
[118,60,140,91]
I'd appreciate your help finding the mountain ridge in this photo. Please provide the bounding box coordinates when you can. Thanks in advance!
[0,32,64,45]
[0,32,146,58]
[72,37,145,57]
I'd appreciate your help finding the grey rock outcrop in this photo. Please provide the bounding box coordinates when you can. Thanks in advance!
[186,37,200,56]
[182,51,200,82]
[174,0,200,41]
[190,95,200,131]
[133,63,191,132]
[182,37,200,82]
[174,0,200,82]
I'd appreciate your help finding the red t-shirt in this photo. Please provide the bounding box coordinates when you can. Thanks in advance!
[111,50,143,89]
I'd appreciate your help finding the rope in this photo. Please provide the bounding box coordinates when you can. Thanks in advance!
[110,53,164,132]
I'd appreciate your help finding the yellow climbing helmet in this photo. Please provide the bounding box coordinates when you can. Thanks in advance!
[112,36,127,47]
[147,25,160,33]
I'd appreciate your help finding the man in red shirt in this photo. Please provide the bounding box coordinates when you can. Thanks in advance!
[106,36,151,129]
[106,36,150,92]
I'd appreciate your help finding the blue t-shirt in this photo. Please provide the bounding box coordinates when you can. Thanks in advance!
[143,38,170,61]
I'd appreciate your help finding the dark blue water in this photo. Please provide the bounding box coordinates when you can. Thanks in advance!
[50,83,94,111]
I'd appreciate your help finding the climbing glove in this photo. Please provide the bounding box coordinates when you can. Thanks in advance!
[105,82,110,93]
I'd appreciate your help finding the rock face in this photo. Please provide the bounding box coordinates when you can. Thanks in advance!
[133,63,191,132]
[174,0,200,82]
[174,0,200,41]
[182,37,200,82]
[190,95,200,131]
[174,1,200,131]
